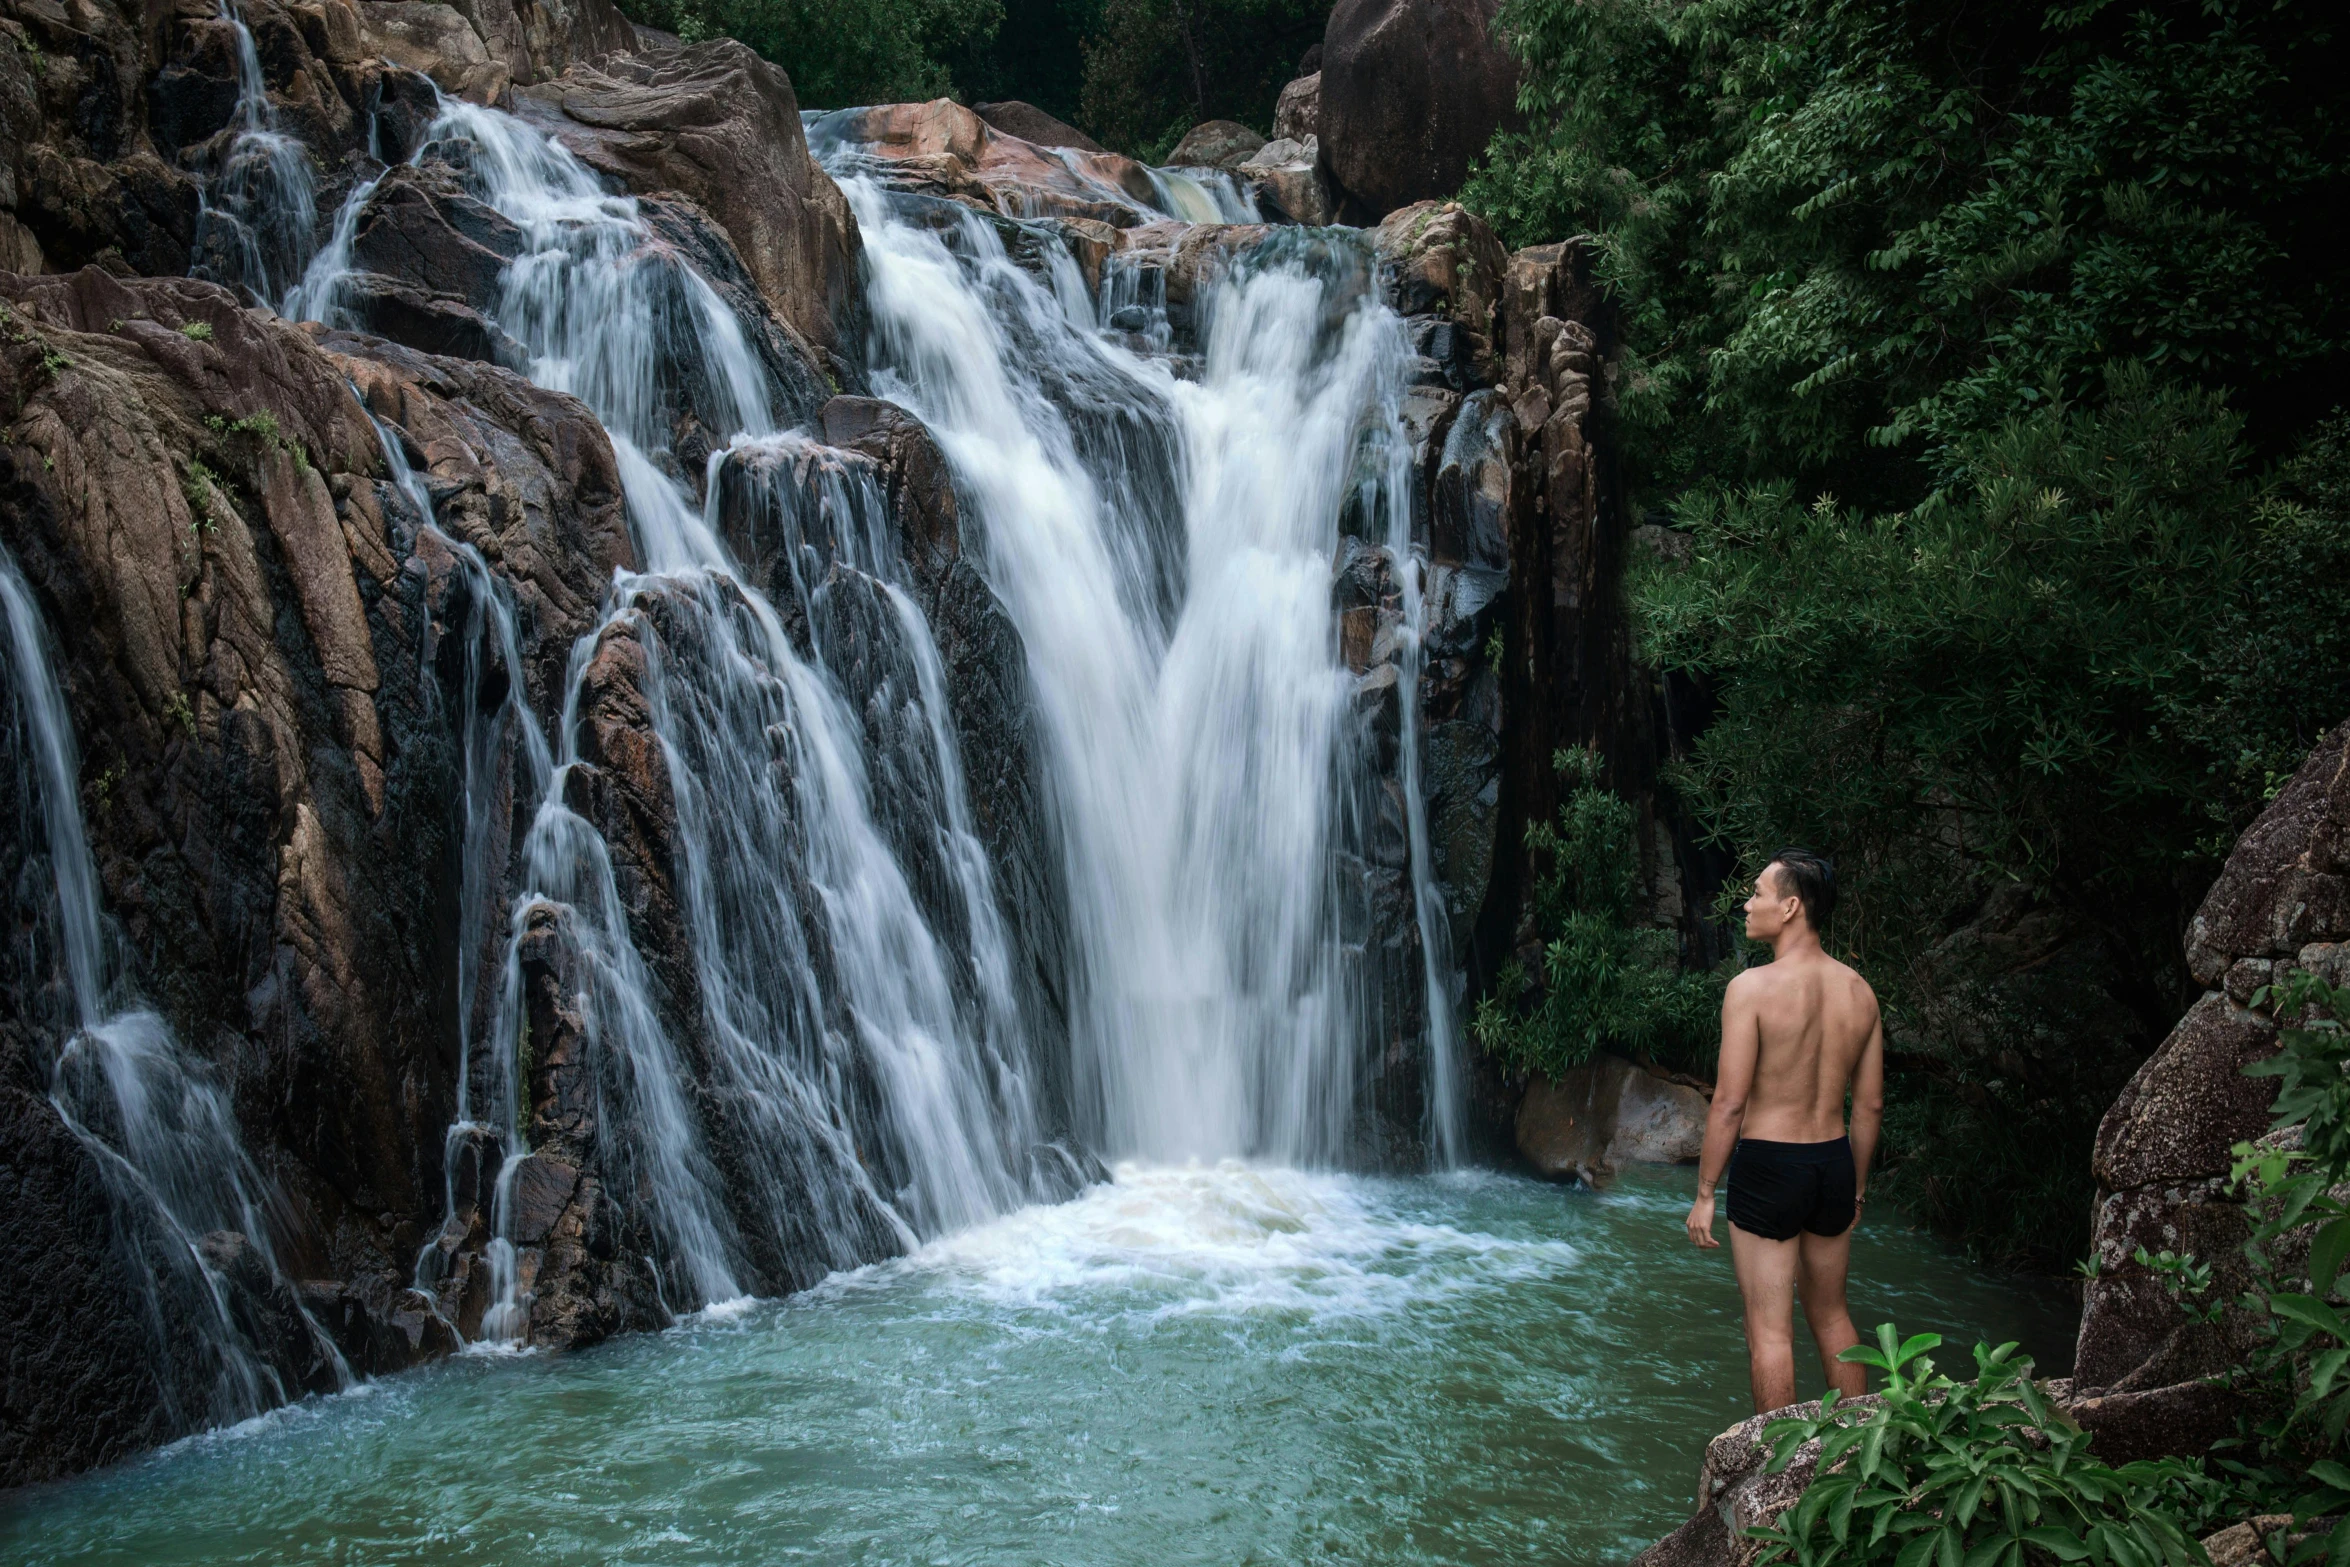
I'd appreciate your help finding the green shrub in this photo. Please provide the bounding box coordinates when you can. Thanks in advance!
[1470,749,1722,1079]
[1750,1327,2220,1567]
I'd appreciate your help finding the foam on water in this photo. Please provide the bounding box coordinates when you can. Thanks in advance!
[857,1163,1581,1324]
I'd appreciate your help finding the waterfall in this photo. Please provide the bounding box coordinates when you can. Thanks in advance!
[0,550,347,1429]
[834,175,1462,1166]
[300,96,1080,1331]
[258,69,1469,1341]
[189,1,318,307]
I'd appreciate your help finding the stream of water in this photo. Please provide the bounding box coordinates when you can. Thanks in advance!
[0,1165,2075,1565]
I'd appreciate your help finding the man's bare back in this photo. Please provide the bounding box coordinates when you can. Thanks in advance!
[1731,952,1881,1144]
[1683,851,1886,1412]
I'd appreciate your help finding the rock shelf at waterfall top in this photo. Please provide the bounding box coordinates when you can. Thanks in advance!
[0,1166,2071,1566]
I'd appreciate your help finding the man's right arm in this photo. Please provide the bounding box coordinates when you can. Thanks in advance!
[1687,976,1758,1248]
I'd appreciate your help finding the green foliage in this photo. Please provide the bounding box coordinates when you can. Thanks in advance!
[1470,749,1722,1077]
[207,410,311,472]
[1466,0,2347,505]
[1874,1083,2101,1274]
[161,692,196,739]
[941,0,1096,123]
[2230,974,2350,1464]
[1750,1326,2220,1567]
[1076,0,1320,158]
[181,459,223,531]
[1634,370,2293,982]
[614,0,1002,107]
[179,320,214,343]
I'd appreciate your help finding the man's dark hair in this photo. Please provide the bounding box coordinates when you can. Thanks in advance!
[1765,848,1837,932]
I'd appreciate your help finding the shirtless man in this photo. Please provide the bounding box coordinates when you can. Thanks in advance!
[1684,848,1886,1413]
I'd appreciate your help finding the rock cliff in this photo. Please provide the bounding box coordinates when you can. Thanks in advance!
[0,0,1665,1492]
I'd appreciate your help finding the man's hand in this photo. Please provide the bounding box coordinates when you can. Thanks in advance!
[1686,1191,1719,1249]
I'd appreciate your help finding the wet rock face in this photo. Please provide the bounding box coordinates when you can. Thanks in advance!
[2069,722,2350,1462]
[514,40,861,365]
[1318,0,1523,219]
[0,269,639,1484]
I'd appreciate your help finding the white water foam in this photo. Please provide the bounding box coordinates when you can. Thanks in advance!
[825,1163,1578,1326]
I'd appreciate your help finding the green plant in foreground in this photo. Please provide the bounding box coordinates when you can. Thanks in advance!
[1750,1326,2217,1567]
[179,320,214,343]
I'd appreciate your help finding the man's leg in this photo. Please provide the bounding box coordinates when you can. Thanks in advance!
[1798,1227,1863,1400]
[1729,1223,1801,1412]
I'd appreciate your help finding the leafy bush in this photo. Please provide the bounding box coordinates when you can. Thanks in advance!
[1750,1327,2220,1567]
[1470,749,1722,1078]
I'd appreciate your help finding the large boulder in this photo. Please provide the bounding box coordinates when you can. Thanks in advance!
[1166,119,1266,170]
[817,99,1168,229]
[1516,1055,1710,1182]
[514,40,861,364]
[2068,722,2350,1460]
[1318,0,1522,219]
[974,99,1107,153]
[1274,72,1321,142]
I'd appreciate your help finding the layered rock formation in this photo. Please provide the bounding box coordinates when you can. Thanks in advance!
[0,265,627,1483]
[2066,721,2349,1461]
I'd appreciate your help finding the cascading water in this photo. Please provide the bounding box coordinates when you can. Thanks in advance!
[298,95,1084,1332]
[188,1,318,306]
[0,549,347,1429]
[831,170,1467,1166]
[268,68,1469,1342]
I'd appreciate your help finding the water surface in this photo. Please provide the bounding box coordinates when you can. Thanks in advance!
[2,1165,2073,1566]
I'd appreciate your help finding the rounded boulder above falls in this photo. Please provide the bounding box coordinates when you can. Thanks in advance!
[1319,0,1522,219]
[1167,120,1267,171]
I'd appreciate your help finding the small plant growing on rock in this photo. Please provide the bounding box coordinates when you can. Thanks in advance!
[180,321,214,343]
[1749,1326,2218,1567]
[162,692,196,739]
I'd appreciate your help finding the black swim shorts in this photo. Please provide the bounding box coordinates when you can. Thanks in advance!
[1726,1136,1857,1241]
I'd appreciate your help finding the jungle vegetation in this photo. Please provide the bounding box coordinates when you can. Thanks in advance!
[1464,0,2350,1270]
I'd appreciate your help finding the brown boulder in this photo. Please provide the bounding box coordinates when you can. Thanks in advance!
[1319,0,1522,218]
[1167,119,1266,170]
[514,40,860,362]
[2091,994,2278,1189]
[828,99,1164,227]
[1239,138,1333,226]
[974,99,1107,153]
[1516,1055,1709,1181]
[1374,201,1506,374]
[1274,73,1320,142]
[358,1,513,102]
